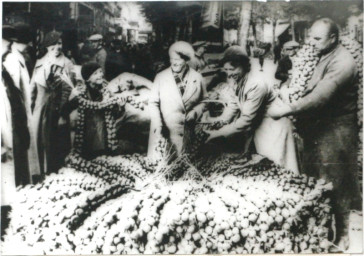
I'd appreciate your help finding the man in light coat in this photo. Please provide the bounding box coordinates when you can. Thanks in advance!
[89,34,107,73]
[268,18,361,251]
[148,41,207,161]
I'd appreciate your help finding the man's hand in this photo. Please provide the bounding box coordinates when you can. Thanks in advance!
[267,99,293,120]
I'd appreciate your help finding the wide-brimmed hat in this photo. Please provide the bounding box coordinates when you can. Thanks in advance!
[2,25,16,41]
[13,22,32,44]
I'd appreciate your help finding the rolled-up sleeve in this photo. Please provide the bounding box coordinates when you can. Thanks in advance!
[218,82,268,137]
[289,58,357,114]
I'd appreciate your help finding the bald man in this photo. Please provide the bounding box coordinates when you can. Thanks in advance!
[268,18,361,251]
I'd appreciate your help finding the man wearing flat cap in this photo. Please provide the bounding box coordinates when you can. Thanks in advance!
[30,30,74,176]
[189,41,208,72]
[89,34,107,74]
[148,41,207,161]
[275,40,300,84]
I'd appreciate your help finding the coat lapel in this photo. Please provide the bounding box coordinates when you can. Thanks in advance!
[167,68,185,109]
[182,70,198,106]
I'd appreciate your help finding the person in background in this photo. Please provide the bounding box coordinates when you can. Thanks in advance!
[275,41,300,85]
[4,23,33,119]
[205,46,299,173]
[3,23,39,182]
[66,50,76,65]
[30,31,74,176]
[1,25,31,188]
[89,34,107,73]
[273,39,282,64]
[148,41,207,161]
[105,39,132,81]
[63,62,126,160]
[268,18,361,251]
[189,41,208,72]
[79,39,94,64]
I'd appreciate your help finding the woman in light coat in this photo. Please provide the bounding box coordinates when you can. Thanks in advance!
[30,31,74,175]
[148,41,207,161]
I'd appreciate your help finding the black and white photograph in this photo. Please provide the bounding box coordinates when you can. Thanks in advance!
[0,0,363,254]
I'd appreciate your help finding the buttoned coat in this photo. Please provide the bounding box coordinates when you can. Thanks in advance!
[147,67,206,159]
[30,54,74,175]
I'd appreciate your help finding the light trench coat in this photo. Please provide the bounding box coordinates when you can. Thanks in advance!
[30,53,74,175]
[148,67,207,159]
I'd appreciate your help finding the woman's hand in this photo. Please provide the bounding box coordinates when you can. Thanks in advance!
[186,110,198,122]
[58,117,67,126]
[279,84,291,104]
[69,87,81,101]
[116,94,127,106]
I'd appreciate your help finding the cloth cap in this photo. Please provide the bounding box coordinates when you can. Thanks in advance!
[220,45,250,72]
[89,34,103,41]
[168,41,195,61]
[2,25,16,41]
[13,22,32,44]
[222,45,248,60]
[192,41,207,49]
[283,41,300,49]
[81,62,101,81]
[43,31,62,48]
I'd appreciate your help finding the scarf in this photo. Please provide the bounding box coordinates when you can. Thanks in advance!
[173,65,189,96]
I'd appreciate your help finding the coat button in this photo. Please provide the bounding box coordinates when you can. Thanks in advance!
[179,133,183,137]
[182,109,186,114]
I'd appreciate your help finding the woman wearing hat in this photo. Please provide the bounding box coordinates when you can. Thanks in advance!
[205,46,299,173]
[30,31,75,175]
[148,41,207,161]
[63,62,126,159]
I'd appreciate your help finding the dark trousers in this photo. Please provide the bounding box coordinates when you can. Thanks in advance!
[259,55,264,69]
[300,113,362,241]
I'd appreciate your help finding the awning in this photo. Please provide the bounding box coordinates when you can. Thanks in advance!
[276,23,290,37]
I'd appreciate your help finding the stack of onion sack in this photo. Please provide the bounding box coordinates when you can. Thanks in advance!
[339,34,363,181]
[2,151,334,254]
[287,44,319,102]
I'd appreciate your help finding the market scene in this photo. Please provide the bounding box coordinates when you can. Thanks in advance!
[1,1,363,254]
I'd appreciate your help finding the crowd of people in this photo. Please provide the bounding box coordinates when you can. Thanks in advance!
[1,17,362,251]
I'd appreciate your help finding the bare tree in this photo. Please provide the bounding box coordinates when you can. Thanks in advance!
[237,1,252,51]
